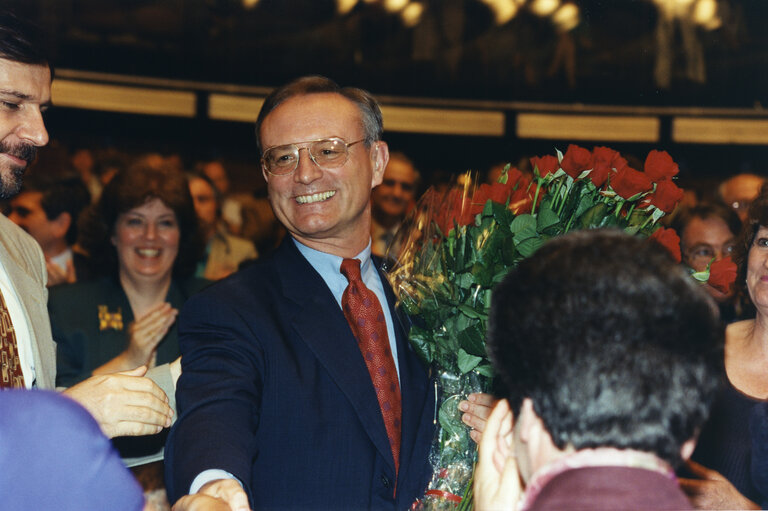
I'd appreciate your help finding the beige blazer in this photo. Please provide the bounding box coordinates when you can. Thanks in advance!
[0,213,55,389]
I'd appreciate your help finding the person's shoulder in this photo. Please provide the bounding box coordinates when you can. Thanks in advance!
[49,275,112,301]
[178,276,213,296]
[0,213,45,274]
[0,389,99,434]
[224,232,256,250]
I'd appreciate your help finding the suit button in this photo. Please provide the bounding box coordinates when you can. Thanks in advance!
[381,475,390,488]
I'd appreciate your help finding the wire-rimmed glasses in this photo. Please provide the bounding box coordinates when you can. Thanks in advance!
[262,137,366,175]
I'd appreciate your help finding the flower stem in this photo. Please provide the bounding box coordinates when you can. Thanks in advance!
[531,180,542,215]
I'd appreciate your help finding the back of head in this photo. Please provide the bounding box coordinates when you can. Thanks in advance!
[487,229,724,467]
[0,9,50,69]
[254,75,383,154]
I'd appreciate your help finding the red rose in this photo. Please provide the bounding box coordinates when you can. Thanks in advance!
[505,166,523,187]
[593,146,627,168]
[530,155,559,178]
[609,166,653,200]
[471,181,514,215]
[589,161,612,188]
[649,180,685,213]
[560,144,592,179]
[708,256,737,294]
[649,227,681,263]
[434,189,473,235]
[644,150,679,182]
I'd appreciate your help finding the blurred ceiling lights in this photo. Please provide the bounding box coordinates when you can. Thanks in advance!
[652,0,722,30]
[268,0,720,33]
[529,0,560,17]
[552,2,580,31]
[478,0,521,25]
[383,0,409,12]
[337,0,358,15]
[400,3,425,27]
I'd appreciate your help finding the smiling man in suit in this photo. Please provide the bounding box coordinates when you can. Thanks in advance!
[166,76,445,511]
[0,9,172,439]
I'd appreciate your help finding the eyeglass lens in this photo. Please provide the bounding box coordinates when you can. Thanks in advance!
[264,138,349,174]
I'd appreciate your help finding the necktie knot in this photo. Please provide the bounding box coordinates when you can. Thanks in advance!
[340,258,362,283]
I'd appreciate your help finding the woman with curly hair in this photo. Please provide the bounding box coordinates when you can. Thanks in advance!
[48,161,208,463]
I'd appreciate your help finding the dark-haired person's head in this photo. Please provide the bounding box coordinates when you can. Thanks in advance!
[8,171,90,255]
[0,9,51,199]
[79,162,204,280]
[487,229,724,480]
[733,192,768,306]
[671,202,741,303]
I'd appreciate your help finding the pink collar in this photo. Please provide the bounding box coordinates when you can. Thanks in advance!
[519,448,676,511]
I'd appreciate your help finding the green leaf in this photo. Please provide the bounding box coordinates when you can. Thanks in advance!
[458,324,486,357]
[457,348,482,374]
[510,214,537,240]
[537,202,561,231]
[457,303,487,320]
[455,271,475,290]
[407,324,434,365]
[473,364,495,377]
[516,235,545,258]
[578,202,608,229]
[470,262,495,288]
[491,201,514,226]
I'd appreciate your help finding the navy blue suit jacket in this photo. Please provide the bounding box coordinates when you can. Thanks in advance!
[165,238,434,510]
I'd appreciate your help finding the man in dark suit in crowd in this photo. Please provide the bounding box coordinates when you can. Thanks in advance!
[0,9,172,438]
[166,76,488,510]
[8,171,92,285]
[474,230,724,510]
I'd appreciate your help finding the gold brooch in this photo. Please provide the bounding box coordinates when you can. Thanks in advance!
[98,305,123,331]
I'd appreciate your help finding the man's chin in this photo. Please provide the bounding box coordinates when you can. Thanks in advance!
[0,166,26,200]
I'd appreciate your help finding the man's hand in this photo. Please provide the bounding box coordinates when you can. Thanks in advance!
[62,365,173,438]
[459,392,497,443]
[474,399,521,511]
[172,479,251,511]
[679,459,760,510]
[46,259,76,287]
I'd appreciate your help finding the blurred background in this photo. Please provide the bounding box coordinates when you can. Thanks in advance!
[10,0,768,190]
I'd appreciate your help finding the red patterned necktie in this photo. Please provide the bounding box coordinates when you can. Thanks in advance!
[0,289,25,388]
[340,258,402,474]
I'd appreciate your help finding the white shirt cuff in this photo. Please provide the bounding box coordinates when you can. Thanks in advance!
[190,469,243,494]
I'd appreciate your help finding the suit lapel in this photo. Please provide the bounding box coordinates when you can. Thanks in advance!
[0,216,55,389]
[275,239,397,473]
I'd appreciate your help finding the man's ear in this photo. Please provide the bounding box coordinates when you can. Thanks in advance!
[370,141,389,187]
[680,437,697,461]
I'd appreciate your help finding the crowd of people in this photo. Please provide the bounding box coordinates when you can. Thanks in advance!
[2,7,768,511]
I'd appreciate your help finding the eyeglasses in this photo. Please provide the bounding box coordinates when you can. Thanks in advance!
[262,137,366,176]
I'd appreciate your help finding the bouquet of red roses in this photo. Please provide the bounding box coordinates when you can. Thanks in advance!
[387,144,730,510]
